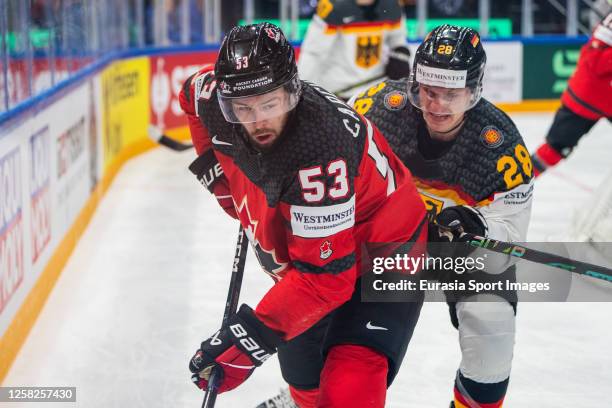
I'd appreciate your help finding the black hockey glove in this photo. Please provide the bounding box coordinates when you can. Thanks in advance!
[385,46,411,80]
[188,150,237,219]
[428,205,487,259]
[189,305,282,394]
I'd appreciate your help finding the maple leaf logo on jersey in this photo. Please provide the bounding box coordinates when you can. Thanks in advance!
[320,241,333,260]
[235,196,287,277]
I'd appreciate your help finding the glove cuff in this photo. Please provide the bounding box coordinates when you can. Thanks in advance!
[188,149,226,193]
[389,46,411,63]
[227,304,283,366]
[460,205,488,237]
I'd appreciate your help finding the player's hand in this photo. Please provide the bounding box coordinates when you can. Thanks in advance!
[188,150,238,219]
[189,305,281,393]
[428,205,487,259]
[434,205,487,239]
[211,178,238,219]
[385,46,411,80]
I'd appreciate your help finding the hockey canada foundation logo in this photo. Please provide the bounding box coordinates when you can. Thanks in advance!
[265,27,280,42]
[218,80,231,95]
[320,241,333,259]
[480,126,504,148]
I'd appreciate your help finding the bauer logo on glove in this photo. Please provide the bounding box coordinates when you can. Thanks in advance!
[189,305,282,394]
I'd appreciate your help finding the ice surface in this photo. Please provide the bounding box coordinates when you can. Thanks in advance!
[2,113,611,407]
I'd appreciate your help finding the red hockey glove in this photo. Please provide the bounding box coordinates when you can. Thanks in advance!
[188,149,237,218]
[189,305,282,394]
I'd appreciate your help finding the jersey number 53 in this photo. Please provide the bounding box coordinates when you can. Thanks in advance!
[299,159,349,203]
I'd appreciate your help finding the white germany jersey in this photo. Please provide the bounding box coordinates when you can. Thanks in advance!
[298,0,408,99]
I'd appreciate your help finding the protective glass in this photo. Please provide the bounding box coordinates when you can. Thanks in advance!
[407,70,482,115]
[217,74,301,124]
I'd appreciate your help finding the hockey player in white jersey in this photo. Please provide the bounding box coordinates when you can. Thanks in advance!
[298,0,412,99]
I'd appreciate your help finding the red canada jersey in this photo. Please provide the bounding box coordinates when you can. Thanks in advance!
[180,66,427,340]
[562,12,612,120]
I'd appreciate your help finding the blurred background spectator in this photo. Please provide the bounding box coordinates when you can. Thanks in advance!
[0,0,608,112]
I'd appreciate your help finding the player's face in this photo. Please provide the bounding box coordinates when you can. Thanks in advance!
[234,88,291,150]
[419,85,470,134]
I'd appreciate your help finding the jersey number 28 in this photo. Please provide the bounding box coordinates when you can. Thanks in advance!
[497,144,533,189]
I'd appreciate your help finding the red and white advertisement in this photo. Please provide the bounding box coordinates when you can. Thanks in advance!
[0,147,24,315]
[149,52,217,130]
[29,126,52,264]
[57,118,86,179]
[0,57,93,109]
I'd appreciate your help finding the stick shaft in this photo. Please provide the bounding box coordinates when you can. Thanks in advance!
[202,226,249,408]
[148,124,193,151]
[465,233,612,282]
[158,135,193,151]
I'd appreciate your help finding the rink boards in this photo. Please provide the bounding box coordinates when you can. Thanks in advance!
[0,37,587,383]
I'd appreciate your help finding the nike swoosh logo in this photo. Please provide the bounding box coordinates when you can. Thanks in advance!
[342,16,355,24]
[212,135,232,146]
[366,321,388,331]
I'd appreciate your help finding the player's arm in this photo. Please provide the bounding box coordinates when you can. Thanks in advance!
[434,141,534,272]
[476,140,534,244]
[297,4,338,84]
[189,175,358,395]
[385,15,411,80]
[179,65,215,155]
[180,66,237,218]
[472,159,533,273]
[589,12,612,77]
[476,183,533,243]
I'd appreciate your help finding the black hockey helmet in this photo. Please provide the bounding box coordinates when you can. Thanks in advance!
[407,24,487,114]
[215,23,302,123]
[415,24,486,87]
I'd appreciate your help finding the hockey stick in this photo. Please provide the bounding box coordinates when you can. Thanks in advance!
[148,124,194,151]
[201,225,249,408]
[463,233,612,283]
[333,74,387,96]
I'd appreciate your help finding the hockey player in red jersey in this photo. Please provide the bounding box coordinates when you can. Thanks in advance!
[180,23,427,407]
[531,11,612,176]
[351,25,533,408]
